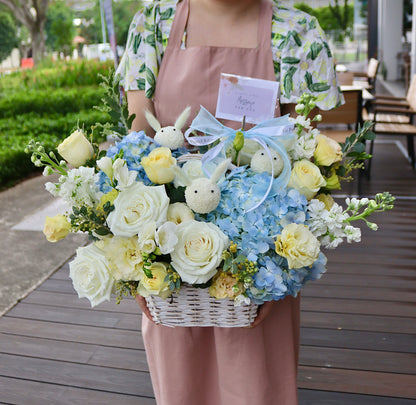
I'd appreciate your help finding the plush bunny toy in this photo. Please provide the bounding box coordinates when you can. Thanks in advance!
[184,159,231,214]
[250,147,284,178]
[145,107,191,150]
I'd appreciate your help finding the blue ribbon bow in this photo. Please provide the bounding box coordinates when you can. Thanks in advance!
[184,106,295,212]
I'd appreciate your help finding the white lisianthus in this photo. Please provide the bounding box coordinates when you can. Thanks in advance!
[97,156,114,179]
[170,220,229,284]
[155,221,178,254]
[137,221,157,254]
[167,202,194,224]
[57,129,94,167]
[107,182,169,237]
[113,158,136,190]
[69,244,115,307]
[45,167,102,207]
[98,236,144,281]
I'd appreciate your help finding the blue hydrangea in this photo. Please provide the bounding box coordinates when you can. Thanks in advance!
[202,167,326,304]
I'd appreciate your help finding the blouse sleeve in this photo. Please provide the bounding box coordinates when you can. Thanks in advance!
[272,7,344,110]
[116,3,174,98]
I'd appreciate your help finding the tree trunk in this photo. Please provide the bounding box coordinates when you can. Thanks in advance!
[30,24,46,65]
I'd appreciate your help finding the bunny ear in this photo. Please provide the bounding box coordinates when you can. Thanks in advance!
[174,106,191,129]
[211,158,231,183]
[145,110,161,132]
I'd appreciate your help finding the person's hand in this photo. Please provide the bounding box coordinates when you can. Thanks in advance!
[249,301,274,328]
[134,294,156,323]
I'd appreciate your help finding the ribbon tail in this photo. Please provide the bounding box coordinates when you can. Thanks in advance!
[201,140,227,177]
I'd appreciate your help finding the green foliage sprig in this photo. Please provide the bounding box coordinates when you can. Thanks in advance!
[69,202,114,239]
[24,140,68,176]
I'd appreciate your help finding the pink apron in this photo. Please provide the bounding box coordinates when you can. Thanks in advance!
[144,1,300,404]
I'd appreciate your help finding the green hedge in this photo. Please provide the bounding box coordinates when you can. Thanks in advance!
[0,109,109,189]
[0,86,106,118]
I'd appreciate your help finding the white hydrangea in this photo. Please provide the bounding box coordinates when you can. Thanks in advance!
[45,167,102,207]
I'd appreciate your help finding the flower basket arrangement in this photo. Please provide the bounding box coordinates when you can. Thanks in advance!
[27,74,394,328]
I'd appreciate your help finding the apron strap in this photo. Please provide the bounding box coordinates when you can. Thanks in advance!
[167,0,189,49]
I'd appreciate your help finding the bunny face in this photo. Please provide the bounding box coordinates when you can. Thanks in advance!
[185,178,221,214]
[250,148,284,178]
[154,126,185,150]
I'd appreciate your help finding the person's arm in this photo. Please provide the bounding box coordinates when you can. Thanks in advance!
[127,90,156,134]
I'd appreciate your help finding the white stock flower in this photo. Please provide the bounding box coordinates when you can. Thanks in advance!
[170,220,229,284]
[69,243,115,307]
[46,167,102,207]
[107,182,169,237]
[344,225,361,243]
[155,221,178,254]
[234,294,252,307]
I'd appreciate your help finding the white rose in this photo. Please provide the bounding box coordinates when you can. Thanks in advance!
[69,244,115,307]
[155,221,178,254]
[57,129,94,167]
[170,220,229,284]
[167,202,195,224]
[136,262,172,299]
[107,182,169,237]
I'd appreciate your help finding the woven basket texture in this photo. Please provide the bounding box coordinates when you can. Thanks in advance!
[145,285,258,327]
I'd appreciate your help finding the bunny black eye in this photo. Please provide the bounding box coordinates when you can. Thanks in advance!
[274,157,277,160]
[161,129,164,132]
[194,190,198,194]
[173,128,176,131]
[261,152,264,156]
[211,189,215,193]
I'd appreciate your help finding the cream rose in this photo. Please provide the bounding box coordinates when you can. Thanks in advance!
[274,223,320,269]
[167,202,195,224]
[136,262,172,299]
[288,159,326,200]
[99,236,144,281]
[170,220,229,284]
[57,129,94,167]
[141,147,177,184]
[43,214,71,242]
[107,182,169,237]
[314,134,342,166]
[69,244,115,307]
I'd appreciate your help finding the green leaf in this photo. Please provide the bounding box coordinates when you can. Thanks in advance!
[353,142,366,153]
[282,57,300,64]
[145,34,156,47]
[159,8,174,21]
[364,131,376,140]
[137,78,145,91]
[94,227,110,236]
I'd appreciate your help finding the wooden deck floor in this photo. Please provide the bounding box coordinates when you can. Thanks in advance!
[1,137,416,404]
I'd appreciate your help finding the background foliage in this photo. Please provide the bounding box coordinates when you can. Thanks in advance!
[0,59,113,189]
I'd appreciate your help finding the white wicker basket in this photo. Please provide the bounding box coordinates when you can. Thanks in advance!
[145,285,258,327]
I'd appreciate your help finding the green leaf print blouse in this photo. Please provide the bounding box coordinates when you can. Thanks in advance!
[116,0,343,110]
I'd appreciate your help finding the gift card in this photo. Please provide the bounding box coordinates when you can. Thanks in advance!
[215,73,280,125]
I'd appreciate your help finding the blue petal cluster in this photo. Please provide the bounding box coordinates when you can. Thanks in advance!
[204,167,325,304]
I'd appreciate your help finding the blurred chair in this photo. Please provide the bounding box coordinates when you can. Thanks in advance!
[318,88,363,143]
[337,71,354,86]
[350,58,380,94]
[365,76,416,172]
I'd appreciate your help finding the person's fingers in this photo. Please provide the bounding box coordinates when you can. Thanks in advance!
[135,295,156,323]
[249,301,274,328]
